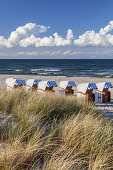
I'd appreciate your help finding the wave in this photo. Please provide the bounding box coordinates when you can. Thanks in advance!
[31,69,44,72]
[64,68,92,71]
[44,68,60,72]
[31,68,60,73]
[16,69,23,72]
[92,72,113,78]
[38,73,49,75]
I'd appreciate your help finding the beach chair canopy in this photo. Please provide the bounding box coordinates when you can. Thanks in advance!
[6,78,26,88]
[38,81,57,90]
[88,83,98,90]
[96,82,113,92]
[26,79,41,87]
[59,81,76,89]
[77,83,97,94]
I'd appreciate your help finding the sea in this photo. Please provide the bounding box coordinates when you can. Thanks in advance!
[0,59,113,78]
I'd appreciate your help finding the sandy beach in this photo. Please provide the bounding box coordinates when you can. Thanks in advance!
[0,74,113,119]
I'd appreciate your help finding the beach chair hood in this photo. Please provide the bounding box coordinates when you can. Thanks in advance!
[77,83,89,94]
[59,81,76,89]
[15,79,26,85]
[104,82,113,88]
[88,83,98,90]
[96,82,113,92]
[26,79,41,87]
[38,81,57,91]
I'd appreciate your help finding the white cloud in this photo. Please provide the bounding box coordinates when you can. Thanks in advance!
[8,23,50,47]
[0,23,50,48]
[74,21,113,46]
[14,50,113,56]
[99,21,113,35]
[15,50,79,56]
[19,29,73,47]
[0,36,8,47]
[16,50,69,56]
[53,29,73,46]
[0,23,73,48]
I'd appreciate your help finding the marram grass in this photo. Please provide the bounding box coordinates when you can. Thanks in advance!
[0,88,112,169]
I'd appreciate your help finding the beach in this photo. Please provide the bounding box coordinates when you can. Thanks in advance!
[0,0,113,168]
[1,74,113,119]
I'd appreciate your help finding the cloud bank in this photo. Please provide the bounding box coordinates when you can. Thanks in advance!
[15,50,79,56]
[0,23,73,48]
[1,49,113,58]
[74,21,113,46]
[19,29,73,47]
[0,23,50,48]
[0,21,113,48]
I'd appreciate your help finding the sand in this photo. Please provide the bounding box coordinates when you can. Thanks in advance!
[1,74,113,119]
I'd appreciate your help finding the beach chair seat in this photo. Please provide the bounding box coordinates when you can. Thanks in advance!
[37,81,57,93]
[26,79,41,91]
[59,81,76,95]
[95,82,113,103]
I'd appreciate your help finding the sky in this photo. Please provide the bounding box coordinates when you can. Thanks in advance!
[0,0,113,59]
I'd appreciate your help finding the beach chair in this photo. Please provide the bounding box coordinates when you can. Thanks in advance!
[37,81,57,93]
[77,83,97,105]
[6,78,26,91]
[26,79,41,91]
[95,82,113,103]
[59,81,76,95]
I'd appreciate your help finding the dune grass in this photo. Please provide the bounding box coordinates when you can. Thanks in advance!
[0,88,112,169]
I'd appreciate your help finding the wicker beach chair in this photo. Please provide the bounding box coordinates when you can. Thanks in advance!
[6,78,26,91]
[77,83,97,105]
[26,79,41,91]
[95,82,113,103]
[59,81,76,95]
[37,81,57,93]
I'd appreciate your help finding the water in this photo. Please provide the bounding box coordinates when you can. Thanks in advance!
[0,59,113,78]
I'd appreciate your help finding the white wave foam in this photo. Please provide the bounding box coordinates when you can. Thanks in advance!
[16,69,23,72]
[31,68,60,72]
[38,72,48,75]
[44,68,60,72]
[31,69,44,72]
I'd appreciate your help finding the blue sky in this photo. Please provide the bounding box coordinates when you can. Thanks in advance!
[0,0,113,59]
